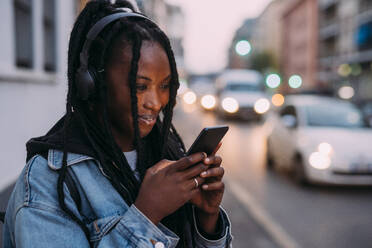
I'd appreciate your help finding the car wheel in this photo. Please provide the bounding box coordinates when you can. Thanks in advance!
[292,155,308,185]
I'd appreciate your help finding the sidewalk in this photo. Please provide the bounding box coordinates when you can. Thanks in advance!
[0,182,279,248]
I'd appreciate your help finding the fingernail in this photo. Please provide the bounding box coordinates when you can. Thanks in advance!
[202,152,207,158]
[201,171,207,177]
[202,184,208,189]
[204,157,210,163]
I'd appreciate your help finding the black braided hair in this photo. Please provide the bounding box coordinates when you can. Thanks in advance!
[60,0,190,246]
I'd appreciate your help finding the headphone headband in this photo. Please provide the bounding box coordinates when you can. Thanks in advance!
[79,12,153,68]
[76,10,156,100]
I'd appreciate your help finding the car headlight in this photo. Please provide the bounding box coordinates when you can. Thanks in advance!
[183,91,197,105]
[254,98,270,114]
[201,95,216,110]
[318,142,333,156]
[222,97,239,113]
[309,152,331,170]
[308,142,333,170]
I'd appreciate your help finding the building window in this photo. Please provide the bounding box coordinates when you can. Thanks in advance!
[356,20,372,51]
[360,0,372,12]
[43,0,56,72]
[14,0,33,69]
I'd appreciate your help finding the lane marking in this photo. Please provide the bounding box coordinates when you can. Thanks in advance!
[227,179,301,248]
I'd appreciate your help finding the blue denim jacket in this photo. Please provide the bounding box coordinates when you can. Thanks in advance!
[3,149,232,247]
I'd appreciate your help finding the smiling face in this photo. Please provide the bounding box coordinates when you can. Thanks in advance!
[105,40,171,151]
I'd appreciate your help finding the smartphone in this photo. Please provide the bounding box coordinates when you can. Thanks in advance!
[186,125,229,156]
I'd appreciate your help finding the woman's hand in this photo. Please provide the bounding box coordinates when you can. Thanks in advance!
[190,144,225,234]
[134,152,208,224]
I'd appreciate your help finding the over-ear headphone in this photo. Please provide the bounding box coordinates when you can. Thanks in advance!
[75,10,153,100]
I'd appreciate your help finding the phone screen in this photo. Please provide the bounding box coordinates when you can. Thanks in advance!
[186,125,229,156]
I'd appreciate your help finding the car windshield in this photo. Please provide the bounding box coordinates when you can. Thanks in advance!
[305,102,366,128]
[225,83,260,92]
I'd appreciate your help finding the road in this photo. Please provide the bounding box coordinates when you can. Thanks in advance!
[1,102,372,248]
[173,102,372,248]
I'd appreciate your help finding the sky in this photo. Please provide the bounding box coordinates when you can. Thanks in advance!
[165,0,273,74]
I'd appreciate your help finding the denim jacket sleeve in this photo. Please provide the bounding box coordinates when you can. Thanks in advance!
[3,155,179,247]
[190,206,233,248]
[3,153,233,247]
[8,204,179,247]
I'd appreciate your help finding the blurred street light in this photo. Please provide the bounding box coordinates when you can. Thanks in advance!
[288,75,302,89]
[338,64,352,77]
[338,86,354,99]
[271,93,285,106]
[235,40,251,56]
[265,73,281,88]
[351,64,362,76]
[183,91,197,104]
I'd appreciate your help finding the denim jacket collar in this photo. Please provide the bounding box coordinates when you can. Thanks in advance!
[47,149,95,170]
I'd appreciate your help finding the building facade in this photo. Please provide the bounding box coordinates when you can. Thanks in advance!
[228,18,256,69]
[281,0,319,92]
[0,0,77,190]
[251,0,294,69]
[318,0,372,100]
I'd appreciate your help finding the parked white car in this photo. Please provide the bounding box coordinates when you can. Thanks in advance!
[215,69,270,121]
[265,95,372,185]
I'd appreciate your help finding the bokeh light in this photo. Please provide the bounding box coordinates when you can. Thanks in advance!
[222,97,239,113]
[200,95,216,110]
[288,75,302,89]
[351,64,362,76]
[338,86,354,99]
[271,94,285,106]
[266,74,281,88]
[183,91,197,104]
[235,40,251,56]
[338,64,351,77]
[309,152,331,170]
[254,98,270,114]
[318,142,333,156]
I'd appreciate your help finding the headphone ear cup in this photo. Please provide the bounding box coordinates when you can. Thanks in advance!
[75,66,96,101]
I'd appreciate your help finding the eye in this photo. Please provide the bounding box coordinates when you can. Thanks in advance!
[136,84,147,91]
[160,82,170,90]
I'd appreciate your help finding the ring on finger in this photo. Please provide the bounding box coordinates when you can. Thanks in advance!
[194,178,199,188]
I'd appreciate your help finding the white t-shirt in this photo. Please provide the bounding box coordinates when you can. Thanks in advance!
[123,150,140,180]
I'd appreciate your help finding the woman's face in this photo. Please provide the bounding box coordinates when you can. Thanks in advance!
[105,40,171,151]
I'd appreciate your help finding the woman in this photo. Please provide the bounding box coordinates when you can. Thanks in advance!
[3,0,232,247]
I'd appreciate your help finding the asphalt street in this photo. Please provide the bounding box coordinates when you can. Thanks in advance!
[173,103,372,248]
[2,102,372,247]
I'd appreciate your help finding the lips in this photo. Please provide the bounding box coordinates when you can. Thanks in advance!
[138,114,157,126]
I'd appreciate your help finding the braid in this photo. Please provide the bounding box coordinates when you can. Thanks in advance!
[57,104,91,241]
[57,1,112,241]
[127,31,146,178]
[62,1,191,246]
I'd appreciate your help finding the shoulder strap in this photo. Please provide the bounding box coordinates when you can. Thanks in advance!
[65,170,82,212]
[0,211,4,223]
[0,153,83,224]
[39,151,82,212]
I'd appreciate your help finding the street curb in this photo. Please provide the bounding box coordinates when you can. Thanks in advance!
[226,179,301,248]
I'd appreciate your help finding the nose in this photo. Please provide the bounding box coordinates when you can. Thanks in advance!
[143,90,162,112]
